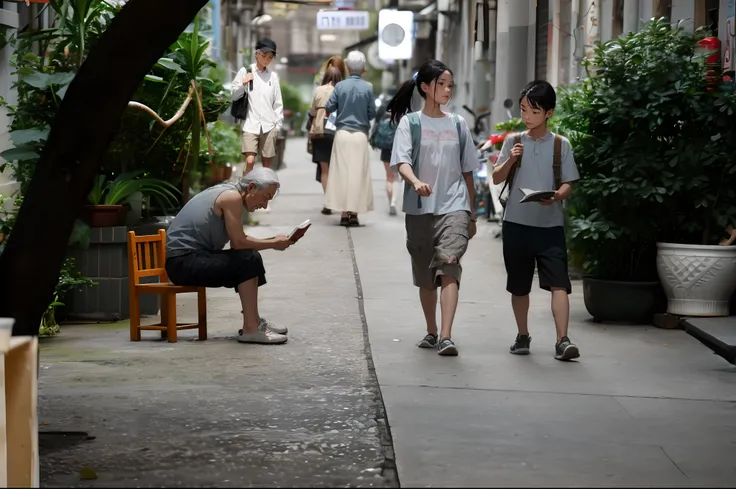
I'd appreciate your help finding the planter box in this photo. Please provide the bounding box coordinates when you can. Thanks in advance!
[583,277,666,324]
[65,226,160,321]
[656,243,736,317]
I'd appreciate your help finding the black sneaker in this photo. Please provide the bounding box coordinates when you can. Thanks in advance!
[437,337,458,356]
[417,333,438,349]
[509,334,531,355]
[555,336,580,361]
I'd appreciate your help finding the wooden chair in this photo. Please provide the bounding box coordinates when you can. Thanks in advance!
[127,229,207,343]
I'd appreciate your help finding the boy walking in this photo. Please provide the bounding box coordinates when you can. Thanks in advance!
[492,81,581,361]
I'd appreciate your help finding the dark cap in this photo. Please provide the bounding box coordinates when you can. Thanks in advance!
[256,38,277,54]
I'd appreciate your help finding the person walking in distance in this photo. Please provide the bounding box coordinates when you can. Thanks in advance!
[231,38,284,179]
[387,59,479,356]
[492,81,581,361]
[370,89,400,216]
[308,66,343,215]
[324,50,376,226]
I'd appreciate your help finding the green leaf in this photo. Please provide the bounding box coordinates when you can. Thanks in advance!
[156,57,185,73]
[711,133,722,142]
[144,74,166,83]
[10,127,50,145]
[0,145,39,161]
[21,71,75,90]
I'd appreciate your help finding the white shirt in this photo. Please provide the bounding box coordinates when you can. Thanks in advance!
[390,112,479,215]
[231,64,284,134]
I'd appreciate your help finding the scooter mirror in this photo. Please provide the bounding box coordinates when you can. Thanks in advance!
[503,99,513,109]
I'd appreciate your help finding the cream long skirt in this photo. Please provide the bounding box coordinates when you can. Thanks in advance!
[324,129,374,214]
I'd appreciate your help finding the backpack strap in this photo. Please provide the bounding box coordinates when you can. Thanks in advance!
[553,134,562,189]
[406,112,423,209]
[502,133,522,198]
[451,113,465,168]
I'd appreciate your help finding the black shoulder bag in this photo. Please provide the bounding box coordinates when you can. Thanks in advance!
[230,66,251,121]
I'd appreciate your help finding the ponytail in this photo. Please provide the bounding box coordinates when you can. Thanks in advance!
[387,79,415,126]
[386,60,452,127]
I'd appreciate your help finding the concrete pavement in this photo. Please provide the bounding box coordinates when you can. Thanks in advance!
[38,137,736,487]
[348,140,736,487]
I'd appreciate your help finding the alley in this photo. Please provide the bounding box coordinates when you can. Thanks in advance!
[36,137,736,487]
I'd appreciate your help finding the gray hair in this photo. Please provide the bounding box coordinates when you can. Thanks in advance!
[346,50,366,74]
[239,167,280,192]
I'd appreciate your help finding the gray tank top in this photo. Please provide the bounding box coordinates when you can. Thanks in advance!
[166,182,244,258]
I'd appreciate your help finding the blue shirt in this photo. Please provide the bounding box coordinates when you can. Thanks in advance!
[325,74,376,133]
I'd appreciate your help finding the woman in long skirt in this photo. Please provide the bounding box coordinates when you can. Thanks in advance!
[324,50,376,227]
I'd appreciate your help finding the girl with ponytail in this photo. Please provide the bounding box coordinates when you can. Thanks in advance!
[387,59,479,357]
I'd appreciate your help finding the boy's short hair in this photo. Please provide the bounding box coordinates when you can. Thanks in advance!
[520,80,556,112]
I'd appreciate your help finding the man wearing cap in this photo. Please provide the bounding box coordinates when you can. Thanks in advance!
[231,38,284,175]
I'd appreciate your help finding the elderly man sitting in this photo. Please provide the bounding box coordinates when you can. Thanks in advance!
[165,168,291,344]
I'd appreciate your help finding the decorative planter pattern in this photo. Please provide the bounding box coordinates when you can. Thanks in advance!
[583,277,666,324]
[656,242,736,317]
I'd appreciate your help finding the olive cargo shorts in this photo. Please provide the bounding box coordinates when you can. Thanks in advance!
[405,211,471,289]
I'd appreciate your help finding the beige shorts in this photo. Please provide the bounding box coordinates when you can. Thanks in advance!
[242,128,278,158]
[405,211,471,290]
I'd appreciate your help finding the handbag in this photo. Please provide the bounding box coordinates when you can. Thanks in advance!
[230,66,251,121]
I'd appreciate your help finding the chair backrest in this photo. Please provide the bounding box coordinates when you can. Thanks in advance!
[127,229,168,286]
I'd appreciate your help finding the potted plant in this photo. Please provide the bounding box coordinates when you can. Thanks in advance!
[556,19,703,323]
[654,86,736,317]
[200,120,240,186]
[85,170,180,227]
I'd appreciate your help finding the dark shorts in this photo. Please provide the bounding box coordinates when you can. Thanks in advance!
[165,249,266,291]
[406,211,470,289]
[380,148,392,162]
[502,221,571,296]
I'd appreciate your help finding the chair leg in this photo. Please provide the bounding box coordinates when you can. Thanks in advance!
[165,293,178,343]
[197,287,208,341]
[129,291,141,341]
[160,297,169,340]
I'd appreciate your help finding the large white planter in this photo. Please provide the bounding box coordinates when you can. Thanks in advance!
[656,242,736,317]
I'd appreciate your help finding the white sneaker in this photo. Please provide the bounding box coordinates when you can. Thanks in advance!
[239,314,288,335]
[238,321,287,344]
[260,317,288,335]
[389,204,397,216]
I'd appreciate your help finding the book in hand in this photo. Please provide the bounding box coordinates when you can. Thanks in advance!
[288,219,312,242]
[519,188,556,203]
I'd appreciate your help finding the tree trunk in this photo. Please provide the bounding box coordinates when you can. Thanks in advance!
[0,0,209,336]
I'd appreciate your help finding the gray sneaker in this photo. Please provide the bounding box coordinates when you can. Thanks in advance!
[510,334,531,355]
[417,333,438,349]
[554,336,580,361]
[437,337,458,356]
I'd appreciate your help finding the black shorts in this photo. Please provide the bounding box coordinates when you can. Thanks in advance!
[502,221,571,296]
[380,148,392,162]
[165,249,266,291]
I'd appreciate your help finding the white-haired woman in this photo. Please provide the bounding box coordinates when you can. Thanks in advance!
[324,50,376,227]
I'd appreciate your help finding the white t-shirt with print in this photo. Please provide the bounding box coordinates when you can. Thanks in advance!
[390,112,479,216]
